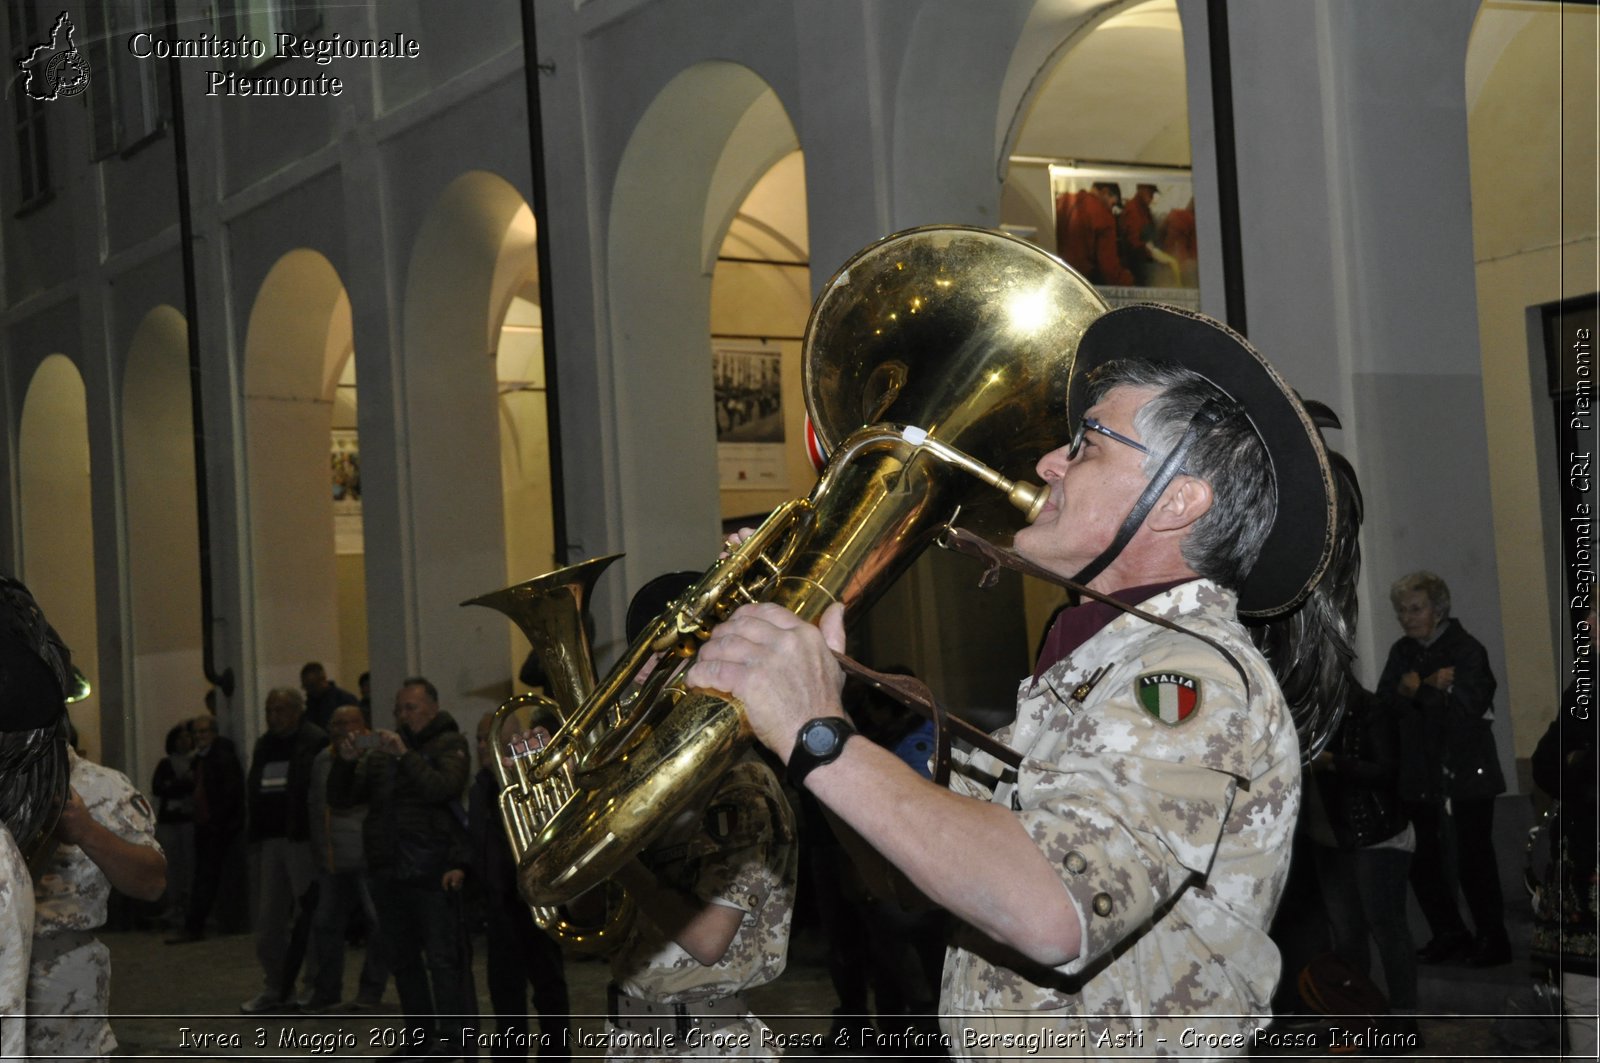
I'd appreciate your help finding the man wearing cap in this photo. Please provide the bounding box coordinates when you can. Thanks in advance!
[688,304,1333,1055]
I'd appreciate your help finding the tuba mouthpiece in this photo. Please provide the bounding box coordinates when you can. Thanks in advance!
[1007,480,1048,523]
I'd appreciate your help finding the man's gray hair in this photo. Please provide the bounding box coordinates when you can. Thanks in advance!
[267,686,306,711]
[1087,360,1277,590]
[1389,570,1451,618]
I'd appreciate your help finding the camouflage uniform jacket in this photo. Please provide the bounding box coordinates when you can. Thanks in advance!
[940,580,1300,1059]
[608,756,796,1058]
[1,826,31,1060]
[33,748,162,932]
[30,748,163,1059]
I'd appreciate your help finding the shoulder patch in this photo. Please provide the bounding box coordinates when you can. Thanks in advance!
[704,800,742,841]
[1135,671,1202,725]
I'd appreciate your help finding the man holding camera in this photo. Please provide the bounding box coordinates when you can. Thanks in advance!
[330,676,475,1058]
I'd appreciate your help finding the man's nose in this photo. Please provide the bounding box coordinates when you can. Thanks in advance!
[1036,445,1070,482]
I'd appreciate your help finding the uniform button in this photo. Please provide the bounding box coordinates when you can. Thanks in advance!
[1092,892,1114,917]
[1063,850,1088,874]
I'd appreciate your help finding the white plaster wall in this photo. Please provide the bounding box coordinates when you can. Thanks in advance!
[1221,0,1515,783]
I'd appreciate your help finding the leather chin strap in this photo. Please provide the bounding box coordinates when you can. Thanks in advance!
[1069,398,1233,589]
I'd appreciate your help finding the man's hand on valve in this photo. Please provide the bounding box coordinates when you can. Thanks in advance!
[684,600,848,762]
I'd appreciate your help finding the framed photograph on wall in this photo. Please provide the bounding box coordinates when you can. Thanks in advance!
[1050,163,1199,310]
[713,342,787,490]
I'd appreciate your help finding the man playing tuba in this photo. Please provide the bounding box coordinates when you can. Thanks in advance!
[688,304,1336,1056]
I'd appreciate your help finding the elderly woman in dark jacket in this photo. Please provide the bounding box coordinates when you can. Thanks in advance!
[1377,570,1509,967]
[1306,686,1418,1029]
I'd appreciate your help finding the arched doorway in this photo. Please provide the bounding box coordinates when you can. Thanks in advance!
[710,150,815,526]
[403,172,556,720]
[242,250,362,709]
[606,63,804,620]
[1002,0,1192,649]
[19,354,100,757]
[123,305,204,781]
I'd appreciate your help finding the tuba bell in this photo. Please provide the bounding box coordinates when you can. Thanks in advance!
[462,554,637,952]
[468,225,1107,912]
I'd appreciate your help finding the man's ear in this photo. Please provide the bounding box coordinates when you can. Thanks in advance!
[1147,476,1212,533]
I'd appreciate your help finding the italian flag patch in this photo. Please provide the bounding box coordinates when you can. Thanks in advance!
[1135,672,1201,725]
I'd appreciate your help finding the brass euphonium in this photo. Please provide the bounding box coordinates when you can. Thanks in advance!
[462,554,637,952]
[469,225,1107,913]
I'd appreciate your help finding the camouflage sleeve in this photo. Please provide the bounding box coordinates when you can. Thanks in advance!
[1018,640,1254,976]
[89,765,161,852]
[689,766,786,916]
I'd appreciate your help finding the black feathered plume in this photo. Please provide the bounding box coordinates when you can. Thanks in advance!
[0,575,75,864]
[1245,401,1364,763]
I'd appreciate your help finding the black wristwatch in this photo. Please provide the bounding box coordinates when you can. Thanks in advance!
[786,716,857,789]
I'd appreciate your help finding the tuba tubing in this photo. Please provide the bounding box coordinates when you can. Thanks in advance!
[474,225,1106,913]
[516,426,1038,905]
[465,555,638,952]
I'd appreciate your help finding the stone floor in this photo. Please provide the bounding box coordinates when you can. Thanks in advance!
[97,921,1564,1061]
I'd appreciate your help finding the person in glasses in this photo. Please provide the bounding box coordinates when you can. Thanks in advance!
[689,304,1347,1056]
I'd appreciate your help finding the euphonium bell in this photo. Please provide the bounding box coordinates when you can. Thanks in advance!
[462,555,637,952]
[469,225,1107,912]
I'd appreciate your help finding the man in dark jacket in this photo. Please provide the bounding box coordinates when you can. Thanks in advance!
[241,688,328,1012]
[330,676,475,1056]
[302,661,361,732]
[1378,571,1509,967]
[168,713,244,944]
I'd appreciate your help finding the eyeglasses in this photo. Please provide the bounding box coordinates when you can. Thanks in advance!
[1068,416,1151,461]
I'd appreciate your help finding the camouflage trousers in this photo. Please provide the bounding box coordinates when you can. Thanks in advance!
[27,930,115,1061]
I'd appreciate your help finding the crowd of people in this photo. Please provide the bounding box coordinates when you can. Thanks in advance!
[1,293,1593,1061]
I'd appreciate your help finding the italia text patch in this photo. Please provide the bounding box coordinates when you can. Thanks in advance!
[1135,672,1201,725]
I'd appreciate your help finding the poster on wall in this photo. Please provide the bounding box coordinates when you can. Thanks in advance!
[1050,163,1200,311]
[714,343,787,491]
[331,429,363,554]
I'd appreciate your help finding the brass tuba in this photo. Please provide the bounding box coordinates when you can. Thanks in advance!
[462,554,637,952]
[469,225,1107,911]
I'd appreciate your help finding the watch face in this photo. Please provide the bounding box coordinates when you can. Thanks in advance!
[802,722,837,757]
